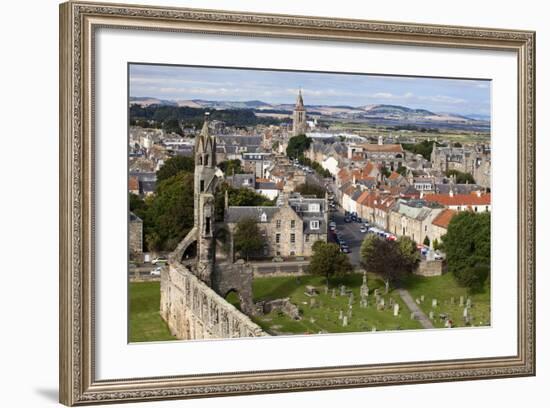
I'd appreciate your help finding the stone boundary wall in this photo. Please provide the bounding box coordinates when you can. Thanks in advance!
[251,261,309,277]
[160,263,266,340]
[415,260,444,277]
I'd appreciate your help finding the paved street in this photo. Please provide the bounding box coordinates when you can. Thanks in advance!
[328,209,366,266]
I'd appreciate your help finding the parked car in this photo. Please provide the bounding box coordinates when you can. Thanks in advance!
[434,251,445,260]
[359,226,367,233]
[151,257,168,265]
[344,217,352,223]
[150,267,162,276]
[340,246,350,253]
[329,221,337,227]
[356,217,363,223]
[272,256,284,262]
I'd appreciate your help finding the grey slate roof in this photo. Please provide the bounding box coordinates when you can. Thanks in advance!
[225,206,279,223]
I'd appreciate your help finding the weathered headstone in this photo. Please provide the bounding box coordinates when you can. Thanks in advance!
[429,311,434,320]
[393,303,400,317]
[432,298,438,308]
[420,295,425,302]
[360,273,369,297]
[415,298,421,304]
[466,298,472,308]
[459,296,464,307]
[338,310,343,320]
[371,327,377,332]
[342,316,348,327]
[445,319,452,328]
[463,307,469,318]
[340,285,346,296]
[324,285,329,295]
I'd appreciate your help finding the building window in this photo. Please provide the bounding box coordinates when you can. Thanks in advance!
[310,220,320,230]
[205,217,210,234]
[308,203,320,212]
[290,220,296,229]
[276,219,281,229]
[290,233,295,244]
[260,212,267,222]
[485,206,489,211]
[275,233,280,244]
[200,180,205,192]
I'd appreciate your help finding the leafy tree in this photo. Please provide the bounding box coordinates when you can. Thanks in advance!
[380,166,391,178]
[234,217,264,261]
[286,134,312,159]
[143,172,194,252]
[396,165,407,176]
[442,212,490,289]
[218,159,244,175]
[402,140,442,160]
[460,265,490,293]
[162,117,183,136]
[295,183,326,198]
[361,235,410,290]
[446,169,476,184]
[423,236,431,247]
[129,193,146,218]
[308,241,352,284]
[156,156,194,183]
[433,238,441,251]
[229,187,275,207]
[397,236,420,272]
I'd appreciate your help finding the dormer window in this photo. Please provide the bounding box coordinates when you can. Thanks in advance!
[260,212,267,222]
[310,220,320,230]
[308,203,320,212]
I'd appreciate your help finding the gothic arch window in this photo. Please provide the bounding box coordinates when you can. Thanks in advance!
[205,154,209,166]
[198,156,203,165]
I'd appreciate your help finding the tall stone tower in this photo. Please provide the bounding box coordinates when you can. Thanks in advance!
[292,89,307,136]
[193,114,217,284]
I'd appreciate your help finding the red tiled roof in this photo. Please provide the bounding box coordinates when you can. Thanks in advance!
[388,171,400,180]
[424,193,491,207]
[356,190,371,205]
[363,144,403,153]
[129,176,139,192]
[432,209,457,229]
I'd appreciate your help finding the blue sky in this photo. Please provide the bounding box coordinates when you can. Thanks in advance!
[129,64,491,116]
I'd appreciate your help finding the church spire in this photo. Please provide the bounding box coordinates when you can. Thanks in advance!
[196,112,215,167]
[295,88,305,110]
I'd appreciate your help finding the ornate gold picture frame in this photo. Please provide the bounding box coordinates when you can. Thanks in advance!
[59,1,535,405]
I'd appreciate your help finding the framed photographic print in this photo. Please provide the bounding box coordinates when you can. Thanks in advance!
[59,1,536,405]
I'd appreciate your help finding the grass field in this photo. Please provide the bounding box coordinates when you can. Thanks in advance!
[129,281,176,343]
[402,273,491,328]
[251,273,424,335]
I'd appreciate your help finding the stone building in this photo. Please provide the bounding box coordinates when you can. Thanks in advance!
[347,136,405,170]
[388,199,443,245]
[225,192,328,258]
[129,212,143,260]
[292,89,307,136]
[430,143,491,188]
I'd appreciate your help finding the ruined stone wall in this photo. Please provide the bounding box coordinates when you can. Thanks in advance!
[415,260,444,277]
[160,263,266,340]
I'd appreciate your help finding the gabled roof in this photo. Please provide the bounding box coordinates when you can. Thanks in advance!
[432,209,457,229]
[424,192,491,207]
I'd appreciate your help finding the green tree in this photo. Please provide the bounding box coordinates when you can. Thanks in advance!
[295,183,326,198]
[162,117,183,135]
[446,169,476,184]
[397,236,420,272]
[218,159,243,175]
[156,156,194,183]
[423,236,431,247]
[229,187,274,207]
[129,193,147,218]
[460,265,490,293]
[380,166,391,178]
[143,172,194,251]
[433,238,441,251]
[442,212,490,289]
[402,140,442,160]
[308,241,352,285]
[361,235,409,291]
[234,217,264,261]
[396,165,407,176]
[286,134,312,159]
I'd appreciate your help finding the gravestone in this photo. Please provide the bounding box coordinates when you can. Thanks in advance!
[432,299,438,308]
[415,298,421,304]
[429,311,434,320]
[445,319,452,328]
[410,312,416,320]
[463,307,469,318]
[466,298,472,308]
[459,296,464,307]
[340,285,346,296]
[371,327,377,332]
[309,298,316,308]
[338,310,343,320]
[324,285,329,295]
[360,273,369,297]
[450,297,455,305]
[393,303,400,317]
[342,316,348,327]
[420,295,425,302]
[331,288,336,298]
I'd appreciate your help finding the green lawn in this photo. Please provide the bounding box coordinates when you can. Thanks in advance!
[402,273,491,328]
[129,281,176,343]
[251,273,423,335]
